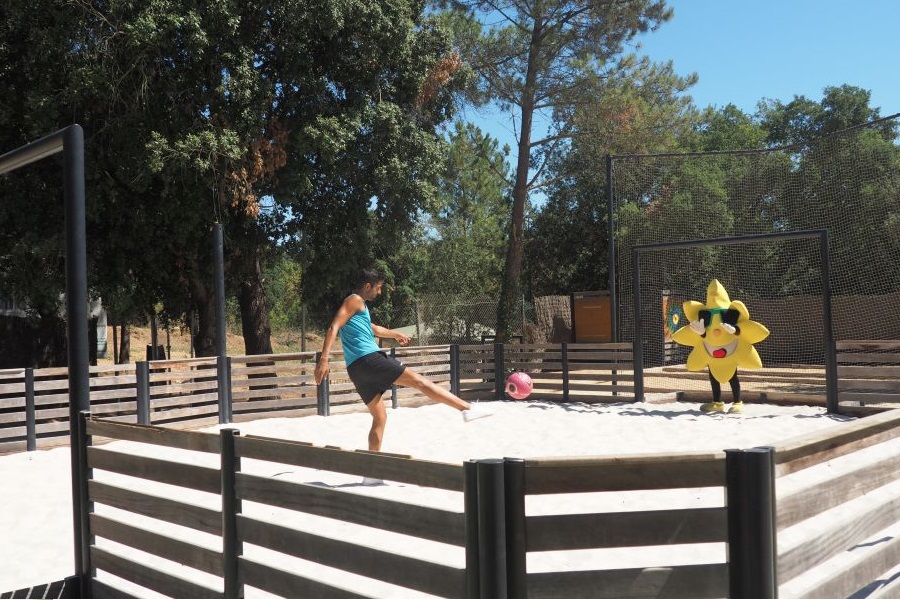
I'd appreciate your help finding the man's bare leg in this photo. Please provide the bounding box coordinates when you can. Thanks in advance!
[394,369,470,411]
[365,395,387,452]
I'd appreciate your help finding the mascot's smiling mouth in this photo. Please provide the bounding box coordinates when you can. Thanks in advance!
[704,339,739,359]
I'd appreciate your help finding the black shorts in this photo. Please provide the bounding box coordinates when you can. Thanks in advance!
[346,351,407,405]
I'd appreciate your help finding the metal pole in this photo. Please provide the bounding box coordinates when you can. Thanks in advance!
[76,410,93,598]
[726,446,777,598]
[25,368,36,451]
[217,355,232,424]
[315,352,330,416]
[213,224,229,422]
[820,232,839,413]
[301,305,307,352]
[0,127,91,592]
[561,343,569,402]
[606,154,618,342]
[631,247,644,402]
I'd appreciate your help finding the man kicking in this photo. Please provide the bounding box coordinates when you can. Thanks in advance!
[314,267,492,460]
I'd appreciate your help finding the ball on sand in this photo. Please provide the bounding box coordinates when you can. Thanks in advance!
[506,371,533,400]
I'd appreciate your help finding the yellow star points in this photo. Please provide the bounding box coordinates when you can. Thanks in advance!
[671,279,769,383]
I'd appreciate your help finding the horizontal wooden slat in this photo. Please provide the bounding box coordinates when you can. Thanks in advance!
[90,514,223,577]
[235,435,463,491]
[790,533,900,599]
[837,352,900,364]
[86,418,220,453]
[836,341,900,351]
[526,507,726,551]
[839,392,900,404]
[89,480,221,536]
[90,577,138,599]
[236,473,465,546]
[526,563,727,599]
[523,453,725,494]
[773,408,900,476]
[91,546,222,599]
[87,447,220,494]
[239,557,366,599]
[838,365,900,378]
[778,488,900,583]
[238,516,466,598]
[839,379,900,392]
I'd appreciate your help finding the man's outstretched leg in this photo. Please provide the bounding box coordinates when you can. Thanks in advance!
[394,369,493,421]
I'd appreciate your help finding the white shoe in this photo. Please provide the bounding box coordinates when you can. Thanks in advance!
[361,477,384,485]
[462,405,494,422]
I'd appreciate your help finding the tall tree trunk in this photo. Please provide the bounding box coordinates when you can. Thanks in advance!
[238,248,273,355]
[118,323,130,364]
[189,272,218,357]
[497,13,543,341]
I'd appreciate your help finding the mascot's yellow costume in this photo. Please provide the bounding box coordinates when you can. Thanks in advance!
[671,279,769,414]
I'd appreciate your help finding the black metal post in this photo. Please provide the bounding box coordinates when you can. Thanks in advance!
[0,127,90,589]
[220,428,242,599]
[217,355,232,424]
[504,458,526,598]
[464,461,480,598]
[476,458,507,598]
[561,343,569,402]
[450,344,460,396]
[390,347,398,409]
[726,446,777,598]
[631,247,644,402]
[25,368,36,451]
[606,154,618,342]
[76,410,93,598]
[136,361,150,425]
[212,223,230,425]
[820,232,838,413]
[494,343,506,401]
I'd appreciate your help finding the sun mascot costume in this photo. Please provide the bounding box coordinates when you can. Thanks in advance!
[670,279,769,414]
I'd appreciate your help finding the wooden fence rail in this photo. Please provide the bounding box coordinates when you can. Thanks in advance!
[74,414,780,599]
[0,343,637,455]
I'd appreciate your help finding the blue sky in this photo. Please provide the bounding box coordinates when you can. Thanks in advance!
[637,0,900,116]
[464,0,900,171]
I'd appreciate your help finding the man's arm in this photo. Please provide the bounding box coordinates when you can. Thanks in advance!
[372,323,410,346]
[314,295,363,384]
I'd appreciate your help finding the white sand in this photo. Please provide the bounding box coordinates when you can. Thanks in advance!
[1,398,896,597]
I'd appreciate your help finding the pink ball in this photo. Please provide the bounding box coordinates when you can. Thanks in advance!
[506,372,533,400]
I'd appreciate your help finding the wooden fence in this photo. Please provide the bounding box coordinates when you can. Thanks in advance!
[75,414,774,599]
[774,408,900,598]
[0,343,636,455]
[837,340,900,411]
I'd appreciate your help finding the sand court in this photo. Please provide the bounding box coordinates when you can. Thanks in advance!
[0,398,880,597]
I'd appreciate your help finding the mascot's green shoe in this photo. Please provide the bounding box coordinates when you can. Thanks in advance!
[728,401,744,414]
[700,401,725,412]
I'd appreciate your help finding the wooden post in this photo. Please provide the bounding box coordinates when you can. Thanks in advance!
[220,428,243,599]
[390,347,398,409]
[476,458,507,598]
[450,344,460,396]
[316,352,330,416]
[504,458,526,597]
[136,361,150,425]
[726,446,777,598]
[494,343,505,401]
[464,461,481,598]
[25,368,36,451]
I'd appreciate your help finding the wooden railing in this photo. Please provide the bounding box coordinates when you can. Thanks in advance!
[0,343,637,455]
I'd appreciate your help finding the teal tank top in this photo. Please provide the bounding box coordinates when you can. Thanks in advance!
[339,298,380,366]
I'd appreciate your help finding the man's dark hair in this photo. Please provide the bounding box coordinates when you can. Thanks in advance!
[356,266,385,288]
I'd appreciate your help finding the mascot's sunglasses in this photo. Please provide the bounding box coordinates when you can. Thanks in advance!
[698,308,740,328]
